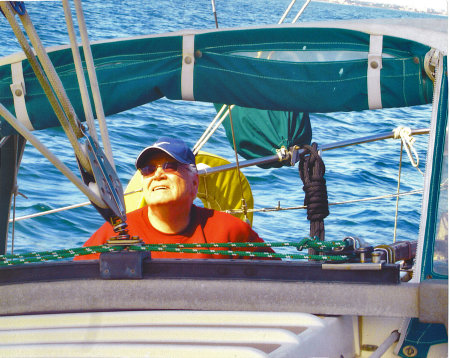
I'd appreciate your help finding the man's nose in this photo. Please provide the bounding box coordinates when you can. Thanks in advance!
[153,166,166,178]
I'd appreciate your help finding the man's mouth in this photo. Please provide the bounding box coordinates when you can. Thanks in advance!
[152,185,169,192]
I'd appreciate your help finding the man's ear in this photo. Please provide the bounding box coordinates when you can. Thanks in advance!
[193,173,199,188]
[192,173,199,196]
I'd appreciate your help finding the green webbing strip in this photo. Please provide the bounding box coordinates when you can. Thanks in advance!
[0,238,351,266]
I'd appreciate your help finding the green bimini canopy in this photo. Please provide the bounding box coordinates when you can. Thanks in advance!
[0,20,444,137]
[216,104,311,168]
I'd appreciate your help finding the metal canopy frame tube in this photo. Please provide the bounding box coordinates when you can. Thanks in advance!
[320,128,430,152]
[197,128,429,176]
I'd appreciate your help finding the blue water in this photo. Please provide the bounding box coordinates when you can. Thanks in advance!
[1,0,437,254]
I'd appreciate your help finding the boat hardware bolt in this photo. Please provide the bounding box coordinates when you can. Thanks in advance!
[413,57,419,64]
[276,146,289,162]
[371,251,381,263]
[14,89,22,96]
[355,246,374,263]
[343,236,360,250]
[195,50,202,58]
[402,345,418,357]
[184,56,192,64]
[370,60,379,69]
[106,217,143,246]
[361,344,378,351]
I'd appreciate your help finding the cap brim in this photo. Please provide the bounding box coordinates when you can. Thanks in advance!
[135,146,190,169]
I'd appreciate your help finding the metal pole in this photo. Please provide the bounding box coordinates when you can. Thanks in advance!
[197,154,281,175]
[211,0,219,28]
[320,128,429,152]
[197,128,430,176]
[369,331,400,358]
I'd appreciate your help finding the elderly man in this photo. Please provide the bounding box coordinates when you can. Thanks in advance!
[76,137,274,260]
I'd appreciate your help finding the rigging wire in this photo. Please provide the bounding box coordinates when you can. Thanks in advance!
[8,127,431,223]
[292,0,312,23]
[192,2,227,155]
[392,126,425,242]
[193,105,233,154]
[194,0,306,154]
[227,188,426,214]
[278,0,297,24]
[227,105,249,222]
[9,181,428,223]
[393,140,404,243]
[62,0,98,143]
[73,0,116,170]
[0,103,107,209]
[0,2,91,173]
[17,8,85,142]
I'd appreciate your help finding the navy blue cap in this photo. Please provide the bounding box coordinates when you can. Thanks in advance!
[135,137,196,169]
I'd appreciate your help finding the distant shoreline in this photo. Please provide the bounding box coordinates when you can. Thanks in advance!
[314,0,448,15]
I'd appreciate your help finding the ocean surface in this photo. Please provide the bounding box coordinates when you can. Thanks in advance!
[0,0,439,255]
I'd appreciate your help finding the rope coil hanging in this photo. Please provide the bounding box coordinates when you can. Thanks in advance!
[298,143,329,244]
[393,126,423,174]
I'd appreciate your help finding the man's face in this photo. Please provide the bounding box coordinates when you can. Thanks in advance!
[141,152,198,208]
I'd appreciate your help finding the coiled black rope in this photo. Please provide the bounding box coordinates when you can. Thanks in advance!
[298,143,329,250]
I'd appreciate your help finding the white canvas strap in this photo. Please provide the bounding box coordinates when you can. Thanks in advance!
[181,34,195,101]
[10,61,34,131]
[367,35,383,110]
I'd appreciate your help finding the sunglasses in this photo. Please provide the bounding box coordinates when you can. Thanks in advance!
[139,161,183,177]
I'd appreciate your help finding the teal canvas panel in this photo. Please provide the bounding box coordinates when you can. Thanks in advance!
[194,27,433,112]
[398,318,447,358]
[0,35,182,137]
[216,104,311,168]
[0,26,435,136]
[196,52,370,112]
[421,57,448,280]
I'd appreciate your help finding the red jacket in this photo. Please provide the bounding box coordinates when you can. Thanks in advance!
[74,205,275,260]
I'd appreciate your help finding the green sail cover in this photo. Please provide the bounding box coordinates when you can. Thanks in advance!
[0,26,435,137]
[216,104,311,168]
